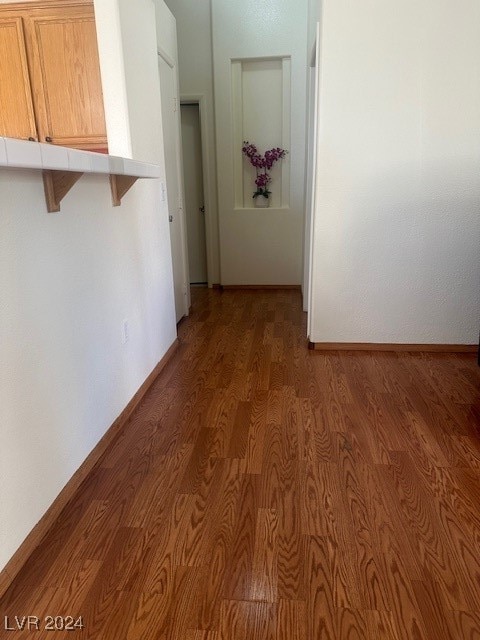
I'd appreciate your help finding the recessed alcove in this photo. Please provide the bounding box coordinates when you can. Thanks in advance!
[231,57,291,210]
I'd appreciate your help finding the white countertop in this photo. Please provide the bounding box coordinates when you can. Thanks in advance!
[0,136,161,179]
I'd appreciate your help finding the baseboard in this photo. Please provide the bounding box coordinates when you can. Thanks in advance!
[211,283,221,289]
[221,284,301,290]
[0,338,179,598]
[308,341,477,353]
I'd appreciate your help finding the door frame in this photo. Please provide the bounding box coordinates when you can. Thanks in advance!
[158,47,190,317]
[180,95,214,288]
[306,23,321,339]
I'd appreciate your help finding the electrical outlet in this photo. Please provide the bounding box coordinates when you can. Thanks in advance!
[122,319,129,344]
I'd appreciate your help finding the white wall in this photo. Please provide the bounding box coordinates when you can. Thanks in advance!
[307,0,321,58]
[212,0,308,285]
[92,0,132,158]
[0,0,177,570]
[309,0,480,344]
[162,0,220,286]
[303,0,323,310]
[117,0,165,165]
[154,0,176,58]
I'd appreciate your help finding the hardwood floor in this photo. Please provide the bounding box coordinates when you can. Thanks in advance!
[1,288,480,639]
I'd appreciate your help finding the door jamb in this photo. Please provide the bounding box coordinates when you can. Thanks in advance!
[157,49,190,317]
[306,24,321,339]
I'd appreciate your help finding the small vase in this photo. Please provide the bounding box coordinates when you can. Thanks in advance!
[254,195,270,208]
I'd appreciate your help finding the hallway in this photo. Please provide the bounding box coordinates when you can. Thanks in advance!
[2,288,480,639]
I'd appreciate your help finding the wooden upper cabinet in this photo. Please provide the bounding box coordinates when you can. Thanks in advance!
[25,5,107,150]
[0,1,107,152]
[0,17,37,140]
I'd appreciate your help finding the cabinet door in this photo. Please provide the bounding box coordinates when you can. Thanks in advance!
[0,17,37,140]
[25,6,107,150]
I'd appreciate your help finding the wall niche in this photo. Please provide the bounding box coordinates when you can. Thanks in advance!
[232,56,291,210]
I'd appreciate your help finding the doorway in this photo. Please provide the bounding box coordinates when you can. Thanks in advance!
[180,103,208,285]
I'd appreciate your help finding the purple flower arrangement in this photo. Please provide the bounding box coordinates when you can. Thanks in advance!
[242,141,288,200]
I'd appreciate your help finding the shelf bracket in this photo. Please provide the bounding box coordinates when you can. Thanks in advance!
[110,174,139,207]
[43,170,84,213]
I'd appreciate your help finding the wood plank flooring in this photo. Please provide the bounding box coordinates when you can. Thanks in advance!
[2,288,480,639]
